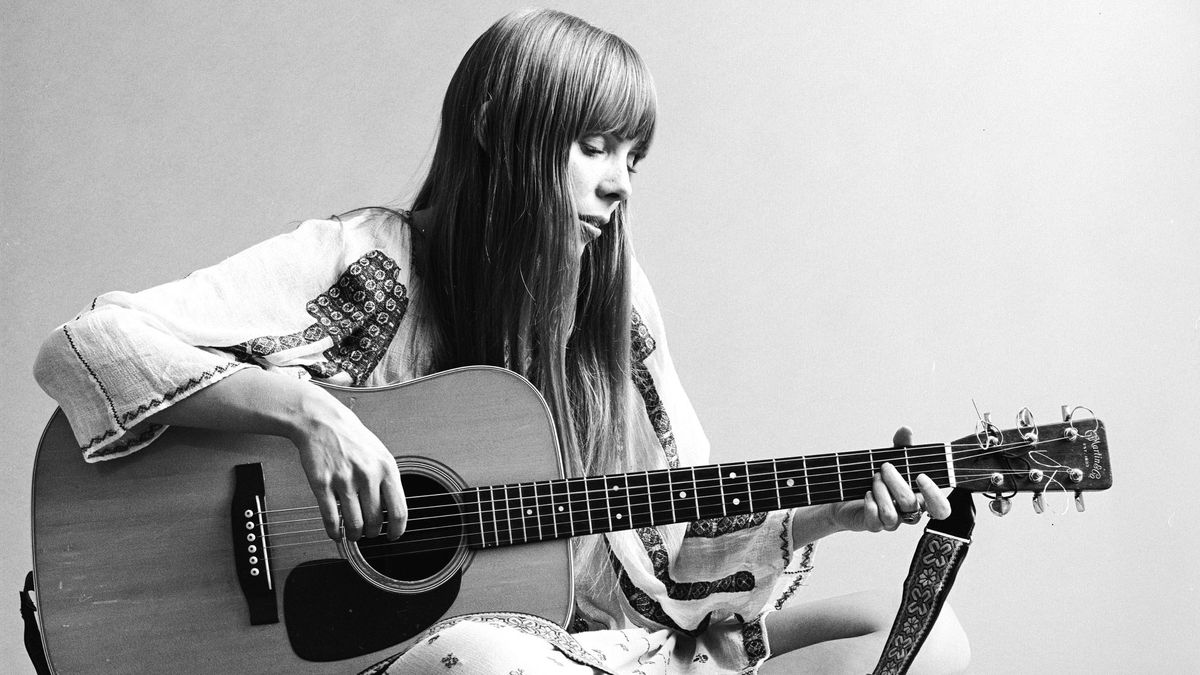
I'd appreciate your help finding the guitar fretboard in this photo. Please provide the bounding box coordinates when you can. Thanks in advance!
[462,443,949,548]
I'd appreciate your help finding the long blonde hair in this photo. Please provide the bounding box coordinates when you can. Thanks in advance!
[414,9,658,481]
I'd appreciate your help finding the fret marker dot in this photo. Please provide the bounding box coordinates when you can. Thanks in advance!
[729,471,738,478]
[732,498,741,505]
[679,491,687,498]
[786,479,795,487]
[557,506,564,512]
[616,513,623,520]
[611,484,622,492]
[526,509,533,516]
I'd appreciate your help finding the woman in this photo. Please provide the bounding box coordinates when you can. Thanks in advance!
[34,9,966,674]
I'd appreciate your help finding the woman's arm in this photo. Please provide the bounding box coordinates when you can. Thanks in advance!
[147,367,406,541]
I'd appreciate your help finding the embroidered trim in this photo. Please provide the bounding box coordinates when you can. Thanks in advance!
[115,362,241,426]
[639,527,756,600]
[86,424,165,460]
[773,543,817,611]
[231,324,327,359]
[610,546,711,638]
[62,325,125,436]
[79,361,240,452]
[739,616,768,673]
[630,309,679,468]
[778,511,793,565]
[305,250,409,385]
[686,513,769,538]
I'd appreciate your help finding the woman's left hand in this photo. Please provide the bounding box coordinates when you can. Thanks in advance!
[823,426,953,533]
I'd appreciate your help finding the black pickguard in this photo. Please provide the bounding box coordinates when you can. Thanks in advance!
[283,558,460,662]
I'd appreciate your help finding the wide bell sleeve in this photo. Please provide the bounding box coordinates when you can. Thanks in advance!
[33,211,419,462]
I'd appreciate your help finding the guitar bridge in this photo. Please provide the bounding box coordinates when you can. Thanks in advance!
[231,463,279,625]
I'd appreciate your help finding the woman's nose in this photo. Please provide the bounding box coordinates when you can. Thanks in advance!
[601,163,632,201]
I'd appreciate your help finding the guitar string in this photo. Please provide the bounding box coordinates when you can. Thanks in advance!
[254,434,1062,527]
[254,436,1071,543]
[257,463,1078,570]
[253,434,1058,520]
[256,459,1061,550]
[257,438,1079,559]
[257,451,963,536]
[255,461,1080,562]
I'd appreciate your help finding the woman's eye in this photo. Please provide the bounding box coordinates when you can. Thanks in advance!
[581,143,603,156]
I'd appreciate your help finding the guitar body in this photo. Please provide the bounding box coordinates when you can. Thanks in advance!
[31,367,574,674]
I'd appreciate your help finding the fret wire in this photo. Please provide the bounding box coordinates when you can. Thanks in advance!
[691,466,700,518]
[417,453,961,549]
[743,460,753,512]
[463,447,958,543]
[519,483,528,545]
[532,481,542,543]
[628,473,638,526]
[644,470,655,527]
[834,453,844,502]
[603,476,613,531]
[717,465,728,517]
[667,468,677,523]
[803,455,811,506]
[772,458,782,510]
[490,486,500,548]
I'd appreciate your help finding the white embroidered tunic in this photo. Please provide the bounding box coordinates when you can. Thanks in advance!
[34,210,814,674]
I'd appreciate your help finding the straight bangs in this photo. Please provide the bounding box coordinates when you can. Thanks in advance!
[579,36,658,150]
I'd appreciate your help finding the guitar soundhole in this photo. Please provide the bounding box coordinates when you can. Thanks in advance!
[356,473,463,582]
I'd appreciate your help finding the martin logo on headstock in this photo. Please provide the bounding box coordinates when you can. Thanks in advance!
[948,405,1112,517]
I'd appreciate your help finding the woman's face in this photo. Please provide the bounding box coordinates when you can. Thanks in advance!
[568,133,642,245]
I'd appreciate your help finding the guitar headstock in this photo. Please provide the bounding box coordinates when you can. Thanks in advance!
[948,406,1112,516]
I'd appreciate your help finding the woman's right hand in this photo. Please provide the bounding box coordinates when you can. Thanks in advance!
[146,367,407,542]
[288,387,408,541]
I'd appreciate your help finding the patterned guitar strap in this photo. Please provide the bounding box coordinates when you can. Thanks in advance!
[871,488,976,675]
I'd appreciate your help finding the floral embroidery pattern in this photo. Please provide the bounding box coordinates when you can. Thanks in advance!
[631,309,679,468]
[875,534,968,675]
[741,617,768,670]
[306,250,409,384]
[686,513,768,538]
[229,250,408,385]
[637,527,756,600]
[440,653,459,668]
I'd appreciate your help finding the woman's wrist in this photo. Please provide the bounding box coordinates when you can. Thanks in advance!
[791,503,848,547]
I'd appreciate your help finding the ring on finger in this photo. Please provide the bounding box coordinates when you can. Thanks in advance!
[898,501,926,525]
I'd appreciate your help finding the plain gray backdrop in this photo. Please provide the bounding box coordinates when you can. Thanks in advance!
[3,1,1197,672]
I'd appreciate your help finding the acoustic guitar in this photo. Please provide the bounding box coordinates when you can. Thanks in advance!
[30,366,1112,673]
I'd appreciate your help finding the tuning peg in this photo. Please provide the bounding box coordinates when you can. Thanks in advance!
[988,496,1012,517]
[1061,404,1071,422]
[1032,492,1046,514]
[1074,491,1086,512]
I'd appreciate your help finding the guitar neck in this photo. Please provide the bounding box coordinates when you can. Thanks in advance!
[465,442,951,548]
